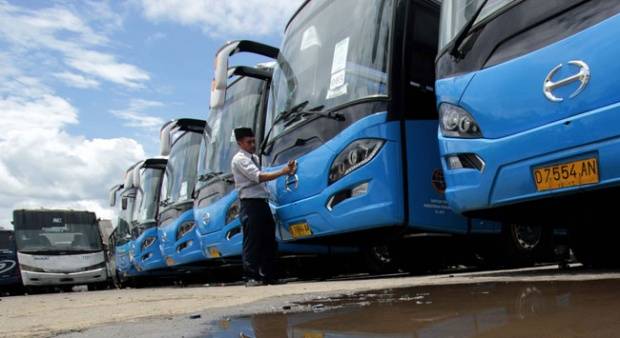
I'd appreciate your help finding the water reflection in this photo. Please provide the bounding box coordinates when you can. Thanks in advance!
[206,281,620,338]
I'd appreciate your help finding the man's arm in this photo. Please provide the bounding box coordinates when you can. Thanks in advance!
[259,160,297,182]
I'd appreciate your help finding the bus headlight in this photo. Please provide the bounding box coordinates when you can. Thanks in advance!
[439,104,482,138]
[328,139,384,184]
[142,236,156,250]
[225,199,240,225]
[176,221,196,240]
[19,264,45,273]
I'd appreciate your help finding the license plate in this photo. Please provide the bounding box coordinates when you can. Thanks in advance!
[289,222,312,239]
[533,158,599,192]
[208,247,221,258]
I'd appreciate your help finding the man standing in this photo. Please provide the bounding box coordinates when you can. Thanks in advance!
[231,127,296,286]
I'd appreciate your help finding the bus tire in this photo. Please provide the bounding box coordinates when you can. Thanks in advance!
[477,223,550,268]
[364,245,401,275]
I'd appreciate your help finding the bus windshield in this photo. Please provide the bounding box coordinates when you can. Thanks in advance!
[15,222,102,253]
[201,76,265,176]
[134,167,164,227]
[439,0,520,51]
[163,132,202,204]
[267,0,393,142]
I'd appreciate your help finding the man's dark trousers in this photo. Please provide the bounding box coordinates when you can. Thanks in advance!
[240,198,277,281]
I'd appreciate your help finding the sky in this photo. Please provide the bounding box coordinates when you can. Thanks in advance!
[0,0,303,227]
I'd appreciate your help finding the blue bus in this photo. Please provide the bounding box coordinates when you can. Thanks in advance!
[108,164,142,285]
[129,158,168,273]
[214,0,552,270]
[435,1,618,265]
[195,63,275,262]
[0,230,21,294]
[158,119,208,268]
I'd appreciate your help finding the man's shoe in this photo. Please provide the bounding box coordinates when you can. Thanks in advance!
[244,279,264,287]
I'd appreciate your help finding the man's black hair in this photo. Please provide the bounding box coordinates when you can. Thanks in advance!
[234,127,255,141]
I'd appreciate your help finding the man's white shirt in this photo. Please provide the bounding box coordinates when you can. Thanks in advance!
[231,149,269,199]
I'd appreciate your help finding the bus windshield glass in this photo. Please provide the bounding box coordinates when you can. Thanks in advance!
[15,222,102,253]
[439,0,520,51]
[201,76,265,176]
[134,168,164,226]
[163,132,202,203]
[267,0,393,142]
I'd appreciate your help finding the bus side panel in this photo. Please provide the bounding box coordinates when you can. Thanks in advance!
[0,245,20,287]
[133,227,167,272]
[197,191,243,259]
[158,208,207,267]
[405,120,468,233]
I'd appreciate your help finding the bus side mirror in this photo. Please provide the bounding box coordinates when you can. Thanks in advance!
[210,40,279,110]
[132,165,142,189]
[108,184,123,207]
[160,121,174,156]
[210,42,238,110]
[121,198,128,210]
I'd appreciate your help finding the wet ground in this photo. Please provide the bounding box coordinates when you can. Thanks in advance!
[38,266,620,338]
[207,280,620,338]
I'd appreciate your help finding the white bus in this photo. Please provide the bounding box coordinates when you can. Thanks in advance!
[13,209,108,290]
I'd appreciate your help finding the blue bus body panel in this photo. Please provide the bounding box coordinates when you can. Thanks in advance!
[133,227,167,272]
[196,191,243,259]
[115,241,140,277]
[159,208,207,267]
[268,113,405,241]
[196,190,348,259]
[0,245,20,286]
[437,13,620,214]
[405,120,469,233]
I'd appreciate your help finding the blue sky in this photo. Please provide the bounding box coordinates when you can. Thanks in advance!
[0,0,302,226]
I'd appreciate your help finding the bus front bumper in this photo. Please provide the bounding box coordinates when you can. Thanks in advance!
[274,140,405,242]
[20,268,107,286]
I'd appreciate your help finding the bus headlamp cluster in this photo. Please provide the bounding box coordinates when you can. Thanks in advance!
[328,139,385,184]
[19,264,45,273]
[439,104,482,138]
[225,199,241,225]
[142,236,156,250]
[176,221,196,240]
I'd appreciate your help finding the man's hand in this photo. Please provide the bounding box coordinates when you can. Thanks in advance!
[286,160,297,175]
[259,160,298,182]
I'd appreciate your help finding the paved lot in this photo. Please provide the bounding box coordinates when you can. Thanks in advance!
[2,265,620,337]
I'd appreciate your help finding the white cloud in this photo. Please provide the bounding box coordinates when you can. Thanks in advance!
[54,72,100,89]
[146,32,167,44]
[0,60,146,228]
[0,1,149,88]
[112,99,166,130]
[138,0,303,37]
[66,51,150,89]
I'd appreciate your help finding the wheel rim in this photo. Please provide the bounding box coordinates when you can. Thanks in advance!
[371,245,393,265]
[512,224,542,251]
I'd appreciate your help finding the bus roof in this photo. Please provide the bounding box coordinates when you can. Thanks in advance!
[12,209,97,230]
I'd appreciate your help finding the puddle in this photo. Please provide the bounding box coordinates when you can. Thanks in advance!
[205,280,620,337]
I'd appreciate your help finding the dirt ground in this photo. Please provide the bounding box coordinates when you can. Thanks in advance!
[2,265,620,338]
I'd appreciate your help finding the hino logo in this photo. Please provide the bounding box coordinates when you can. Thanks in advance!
[543,60,590,102]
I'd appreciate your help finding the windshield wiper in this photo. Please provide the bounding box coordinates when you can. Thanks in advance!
[284,107,345,126]
[272,100,309,125]
[199,171,234,186]
[261,101,309,155]
[449,0,489,60]
[198,171,223,182]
